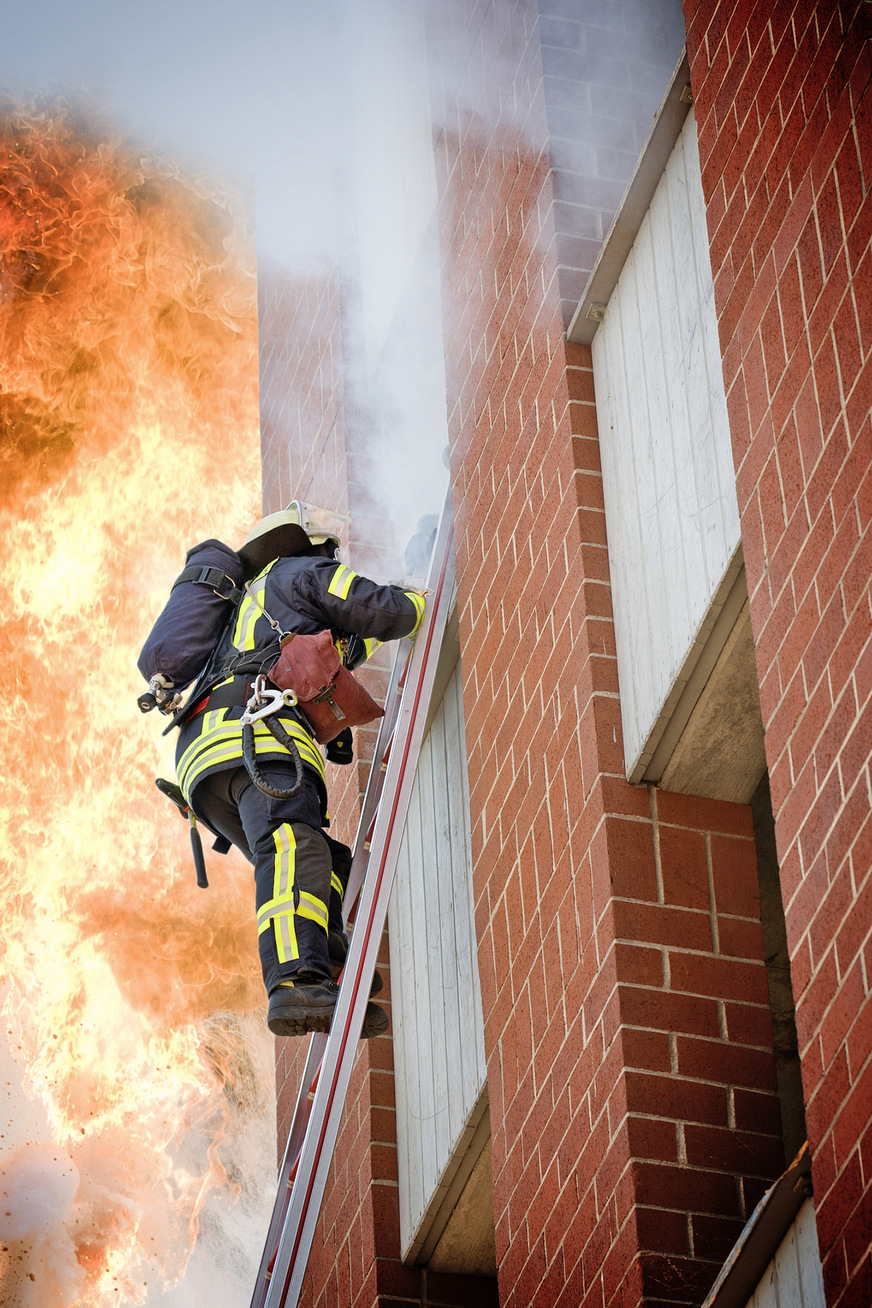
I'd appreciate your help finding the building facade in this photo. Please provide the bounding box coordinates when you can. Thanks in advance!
[257,2,872,1305]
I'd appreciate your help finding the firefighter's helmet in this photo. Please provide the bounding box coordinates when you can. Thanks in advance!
[239,500,348,573]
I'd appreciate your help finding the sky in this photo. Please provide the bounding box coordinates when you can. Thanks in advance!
[0,0,351,268]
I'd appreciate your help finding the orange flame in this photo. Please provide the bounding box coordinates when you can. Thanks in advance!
[0,97,268,1305]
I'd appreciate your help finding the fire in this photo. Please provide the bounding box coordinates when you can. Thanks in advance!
[0,98,268,1305]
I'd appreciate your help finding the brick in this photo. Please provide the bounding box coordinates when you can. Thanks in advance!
[816,1149,864,1256]
[675,1036,777,1092]
[620,984,722,1040]
[640,1251,721,1301]
[684,1123,784,1177]
[625,1114,679,1163]
[658,825,711,911]
[724,1000,775,1047]
[806,1047,851,1146]
[692,1212,749,1262]
[733,1088,784,1137]
[621,1027,672,1074]
[659,792,755,840]
[603,815,659,903]
[614,940,664,988]
[835,847,872,977]
[718,916,766,962]
[614,899,713,952]
[625,1070,728,1127]
[808,860,861,974]
[834,1057,872,1175]
[670,952,769,1006]
[632,1160,739,1217]
[635,1205,689,1256]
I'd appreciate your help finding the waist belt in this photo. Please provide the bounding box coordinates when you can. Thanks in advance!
[188,677,315,739]
[191,679,253,715]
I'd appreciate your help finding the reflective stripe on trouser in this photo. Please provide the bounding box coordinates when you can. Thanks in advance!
[255,822,331,983]
[321,831,352,940]
[187,763,333,994]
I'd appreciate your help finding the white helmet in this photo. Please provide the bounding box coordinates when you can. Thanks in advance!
[241,500,349,555]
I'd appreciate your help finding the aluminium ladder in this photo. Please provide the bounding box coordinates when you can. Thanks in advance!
[249,493,455,1308]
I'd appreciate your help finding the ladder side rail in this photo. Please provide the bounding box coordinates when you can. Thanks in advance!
[249,1033,326,1308]
[264,506,455,1308]
[342,643,412,915]
[249,626,416,1305]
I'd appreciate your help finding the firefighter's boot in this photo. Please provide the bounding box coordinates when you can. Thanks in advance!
[267,976,338,1037]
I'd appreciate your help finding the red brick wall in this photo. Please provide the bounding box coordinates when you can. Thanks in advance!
[258,262,348,519]
[539,0,687,324]
[683,2,872,1302]
[433,2,785,1304]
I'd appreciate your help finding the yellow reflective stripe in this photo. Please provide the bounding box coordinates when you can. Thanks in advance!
[404,591,425,635]
[232,566,271,651]
[257,892,295,933]
[257,893,328,933]
[277,914,295,964]
[273,824,295,899]
[177,715,325,800]
[177,712,324,776]
[363,638,380,662]
[327,564,358,601]
[271,826,297,964]
[330,871,344,899]
[298,892,329,931]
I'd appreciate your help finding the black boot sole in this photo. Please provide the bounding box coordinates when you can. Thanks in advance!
[361,1003,389,1038]
[268,1011,334,1038]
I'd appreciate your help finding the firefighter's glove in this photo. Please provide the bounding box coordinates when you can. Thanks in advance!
[326,727,354,765]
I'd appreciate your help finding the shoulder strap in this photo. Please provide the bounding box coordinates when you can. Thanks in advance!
[172,564,242,606]
[243,579,294,646]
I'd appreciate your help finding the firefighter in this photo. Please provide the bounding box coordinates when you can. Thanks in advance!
[174,502,425,1038]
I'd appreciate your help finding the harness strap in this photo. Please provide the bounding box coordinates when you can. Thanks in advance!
[172,564,242,605]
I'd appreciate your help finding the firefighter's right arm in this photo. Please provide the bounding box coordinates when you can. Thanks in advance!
[298,561,425,644]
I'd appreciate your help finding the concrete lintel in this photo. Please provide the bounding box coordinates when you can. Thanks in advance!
[566,49,693,346]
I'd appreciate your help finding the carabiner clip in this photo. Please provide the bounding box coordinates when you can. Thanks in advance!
[240,675,298,726]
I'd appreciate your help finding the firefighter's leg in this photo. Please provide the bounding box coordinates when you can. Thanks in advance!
[321,832,351,973]
[319,831,384,1000]
[252,821,334,986]
[188,767,253,861]
[242,816,337,1035]
[230,769,333,989]
[194,765,383,1036]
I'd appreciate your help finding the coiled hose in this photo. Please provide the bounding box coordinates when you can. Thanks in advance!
[242,714,304,799]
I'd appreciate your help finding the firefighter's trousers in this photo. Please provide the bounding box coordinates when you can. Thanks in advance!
[191,764,349,994]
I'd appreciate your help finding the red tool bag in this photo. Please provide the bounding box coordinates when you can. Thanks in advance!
[268,630,384,744]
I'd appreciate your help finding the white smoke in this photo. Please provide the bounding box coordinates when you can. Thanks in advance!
[0,1145,79,1243]
[0,1145,82,1307]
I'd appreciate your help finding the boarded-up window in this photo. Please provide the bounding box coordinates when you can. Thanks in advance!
[592,109,741,780]
[388,657,491,1267]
